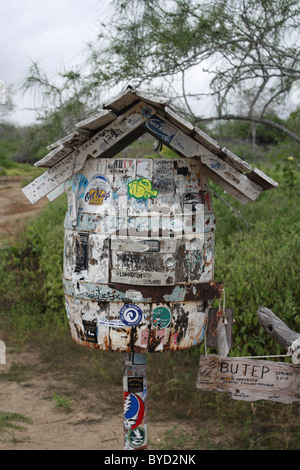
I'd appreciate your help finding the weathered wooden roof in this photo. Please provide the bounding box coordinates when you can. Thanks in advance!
[22,84,277,205]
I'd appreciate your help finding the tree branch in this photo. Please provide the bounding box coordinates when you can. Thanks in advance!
[197,114,300,144]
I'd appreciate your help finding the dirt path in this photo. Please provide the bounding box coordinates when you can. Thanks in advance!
[0,348,121,450]
[0,179,47,245]
[0,345,180,450]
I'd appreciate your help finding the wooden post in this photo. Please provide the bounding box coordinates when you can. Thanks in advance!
[257,306,300,350]
[123,353,147,450]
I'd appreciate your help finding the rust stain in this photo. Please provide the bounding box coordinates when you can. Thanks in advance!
[109,281,223,302]
[148,329,162,352]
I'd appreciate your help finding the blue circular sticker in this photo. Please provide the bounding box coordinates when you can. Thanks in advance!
[120,304,143,327]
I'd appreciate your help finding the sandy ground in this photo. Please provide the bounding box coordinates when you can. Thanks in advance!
[0,345,175,450]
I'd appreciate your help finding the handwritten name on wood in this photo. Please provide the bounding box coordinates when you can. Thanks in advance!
[201,155,262,201]
[197,355,300,404]
[204,167,252,204]
[22,102,155,204]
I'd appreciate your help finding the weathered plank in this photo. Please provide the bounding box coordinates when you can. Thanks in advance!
[204,166,252,204]
[46,179,72,201]
[34,144,73,168]
[201,154,262,201]
[144,114,214,159]
[76,109,117,131]
[164,106,194,134]
[246,167,278,190]
[197,355,300,404]
[193,126,222,155]
[23,152,81,204]
[130,85,168,110]
[46,130,92,151]
[22,101,156,204]
[171,129,210,159]
[103,88,138,112]
[220,147,252,173]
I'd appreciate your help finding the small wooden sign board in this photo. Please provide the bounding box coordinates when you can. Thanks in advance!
[197,355,300,404]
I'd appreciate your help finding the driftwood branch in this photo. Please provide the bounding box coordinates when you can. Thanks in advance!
[257,306,300,350]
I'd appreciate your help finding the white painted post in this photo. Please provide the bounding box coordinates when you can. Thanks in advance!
[0,340,6,364]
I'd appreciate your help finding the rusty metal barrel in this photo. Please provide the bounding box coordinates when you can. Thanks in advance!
[63,156,222,352]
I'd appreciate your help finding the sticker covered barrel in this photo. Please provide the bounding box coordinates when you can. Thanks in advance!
[63,157,221,352]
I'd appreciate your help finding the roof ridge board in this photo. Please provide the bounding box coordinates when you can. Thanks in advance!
[34,144,73,168]
[102,87,138,113]
[75,108,117,131]
[131,87,169,110]
[245,167,278,190]
[103,84,171,113]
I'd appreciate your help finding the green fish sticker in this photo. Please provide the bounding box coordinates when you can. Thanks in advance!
[128,178,158,200]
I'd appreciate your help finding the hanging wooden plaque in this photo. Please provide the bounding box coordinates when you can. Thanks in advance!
[196,355,300,404]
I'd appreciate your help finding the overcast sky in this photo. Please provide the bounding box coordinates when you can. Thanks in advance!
[0,0,114,126]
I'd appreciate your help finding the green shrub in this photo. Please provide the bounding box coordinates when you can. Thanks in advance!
[211,157,300,356]
[0,195,67,333]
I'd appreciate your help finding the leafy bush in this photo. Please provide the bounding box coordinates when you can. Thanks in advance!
[0,195,67,333]
[211,157,300,356]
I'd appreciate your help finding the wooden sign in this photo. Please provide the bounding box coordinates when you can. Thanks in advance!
[201,154,262,202]
[197,355,300,404]
[144,114,214,159]
[204,166,252,204]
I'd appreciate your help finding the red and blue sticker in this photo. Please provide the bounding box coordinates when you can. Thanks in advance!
[124,392,145,430]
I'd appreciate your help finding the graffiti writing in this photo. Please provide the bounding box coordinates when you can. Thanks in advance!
[128,178,158,200]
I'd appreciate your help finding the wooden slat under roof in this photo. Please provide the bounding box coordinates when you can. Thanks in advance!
[24,84,277,205]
